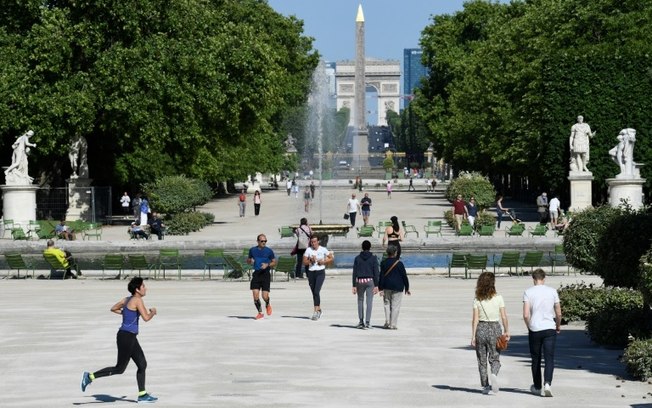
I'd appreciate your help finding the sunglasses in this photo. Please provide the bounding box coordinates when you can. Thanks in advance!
[259,240,267,243]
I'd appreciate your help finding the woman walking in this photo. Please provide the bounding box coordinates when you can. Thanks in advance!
[80,277,158,403]
[294,218,312,279]
[378,245,410,329]
[253,190,262,216]
[382,216,404,259]
[471,272,510,395]
[303,235,333,320]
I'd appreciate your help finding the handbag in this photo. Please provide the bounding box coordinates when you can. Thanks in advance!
[343,213,350,220]
[290,242,298,256]
[496,333,509,351]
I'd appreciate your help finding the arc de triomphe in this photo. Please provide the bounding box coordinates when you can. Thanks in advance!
[335,58,400,127]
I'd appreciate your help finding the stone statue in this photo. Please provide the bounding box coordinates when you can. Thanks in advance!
[284,133,297,153]
[4,130,36,185]
[569,115,595,172]
[69,134,88,179]
[609,128,639,178]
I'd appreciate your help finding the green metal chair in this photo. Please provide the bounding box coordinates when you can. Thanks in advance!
[447,253,468,278]
[279,226,295,238]
[223,254,246,280]
[273,256,295,281]
[11,228,29,240]
[203,249,225,280]
[102,254,125,279]
[35,220,56,240]
[505,223,525,237]
[478,225,495,237]
[528,224,548,237]
[5,253,34,279]
[550,244,571,275]
[357,226,375,238]
[493,251,521,275]
[43,252,78,279]
[424,220,442,237]
[376,221,392,238]
[83,223,103,240]
[128,254,155,278]
[237,248,253,279]
[519,251,544,276]
[466,254,488,279]
[156,249,181,280]
[401,221,419,238]
[2,219,14,238]
[458,224,474,236]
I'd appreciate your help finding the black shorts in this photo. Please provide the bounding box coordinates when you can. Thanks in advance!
[250,270,271,292]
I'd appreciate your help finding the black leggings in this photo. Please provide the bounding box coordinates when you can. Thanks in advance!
[388,240,401,259]
[307,269,326,307]
[94,330,147,392]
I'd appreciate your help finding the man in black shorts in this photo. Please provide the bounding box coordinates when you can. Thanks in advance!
[247,234,276,320]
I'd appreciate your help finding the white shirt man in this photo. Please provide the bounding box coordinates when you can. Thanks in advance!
[346,194,361,227]
[548,196,560,227]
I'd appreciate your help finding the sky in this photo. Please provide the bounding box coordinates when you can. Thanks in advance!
[266,0,475,62]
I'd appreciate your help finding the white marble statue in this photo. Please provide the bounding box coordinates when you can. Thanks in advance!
[609,128,638,178]
[69,134,88,179]
[569,115,596,172]
[4,130,36,184]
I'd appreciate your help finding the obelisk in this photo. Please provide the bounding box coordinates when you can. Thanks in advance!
[354,4,368,171]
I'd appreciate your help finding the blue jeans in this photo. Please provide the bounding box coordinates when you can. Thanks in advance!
[528,329,557,388]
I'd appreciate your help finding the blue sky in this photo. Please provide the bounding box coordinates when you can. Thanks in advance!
[266,0,475,62]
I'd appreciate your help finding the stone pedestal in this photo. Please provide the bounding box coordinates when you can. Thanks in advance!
[607,178,646,209]
[568,171,593,211]
[1,184,38,228]
[66,178,93,221]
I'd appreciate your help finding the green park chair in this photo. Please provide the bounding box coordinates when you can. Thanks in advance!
[156,249,181,280]
[528,224,548,237]
[43,252,78,279]
[128,254,155,278]
[102,254,125,279]
[5,253,35,279]
[401,221,419,238]
[478,225,495,237]
[519,251,544,276]
[357,226,375,238]
[550,244,571,275]
[223,254,246,281]
[376,221,392,238]
[447,253,468,278]
[493,251,520,275]
[272,256,295,282]
[11,228,29,240]
[83,223,103,240]
[203,249,225,280]
[279,226,295,238]
[505,223,525,237]
[458,224,473,236]
[424,220,442,237]
[466,254,488,279]
[2,219,14,238]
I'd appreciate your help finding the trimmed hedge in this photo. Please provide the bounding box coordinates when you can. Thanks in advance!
[143,175,213,214]
[166,211,214,235]
[444,172,496,209]
[623,338,652,381]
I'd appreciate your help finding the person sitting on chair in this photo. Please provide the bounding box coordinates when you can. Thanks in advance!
[55,219,74,241]
[148,212,166,240]
[129,222,149,240]
[44,239,80,278]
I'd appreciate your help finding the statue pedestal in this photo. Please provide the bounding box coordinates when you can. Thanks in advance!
[568,171,593,211]
[1,184,38,228]
[607,177,646,209]
[66,178,93,221]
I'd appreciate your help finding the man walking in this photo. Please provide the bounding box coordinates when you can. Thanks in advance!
[523,268,562,397]
[452,194,468,233]
[360,193,372,226]
[346,193,361,227]
[352,240,379,329]
[548,194,560,230]
[238,189,247,217]
[247,234,276,320]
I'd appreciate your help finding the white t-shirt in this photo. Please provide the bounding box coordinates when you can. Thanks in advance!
[347,198,359,213]
[303,246,330,271]
[523,284,560,332]
[548,197,560,213]
[473,295,504,321]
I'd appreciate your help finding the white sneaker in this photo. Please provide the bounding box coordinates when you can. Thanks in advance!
[543,383,552,397]
[490,373,499,393]
[530,385,542,396]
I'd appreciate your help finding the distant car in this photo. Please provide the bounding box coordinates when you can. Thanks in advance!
[338,161,350,168]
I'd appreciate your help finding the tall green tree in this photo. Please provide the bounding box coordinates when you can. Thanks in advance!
[0,0,319,188]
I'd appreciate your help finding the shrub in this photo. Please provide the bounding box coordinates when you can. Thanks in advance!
[584,288,645,347]
[563,205,621,274]
[475,211,495,230]
[445,172,496,209]
[558,282,606,323]
[622,338,652,380]
[595,211,652,288]
[143,176,213,214]
[166,211,210,235]
[640,248,652,308]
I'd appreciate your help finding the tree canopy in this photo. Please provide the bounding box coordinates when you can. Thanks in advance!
[416,0,652,199]
[0,0,319,187]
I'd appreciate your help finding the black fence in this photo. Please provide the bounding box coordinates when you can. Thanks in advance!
[35,186,113,223]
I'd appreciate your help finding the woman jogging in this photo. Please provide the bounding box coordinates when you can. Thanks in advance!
[80,277,158,403]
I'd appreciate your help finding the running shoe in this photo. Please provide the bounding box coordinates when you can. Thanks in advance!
[364,322,371,329]
[310,312,318,320]
[255,312,264,320]
[266,304,272,316]
[137,393,158,403]
[490,373,499,393]
[356,322,365,329]
[316,310,322,320]
[80,371,91,392]
[530,385,542,396]
[543,383,553,397]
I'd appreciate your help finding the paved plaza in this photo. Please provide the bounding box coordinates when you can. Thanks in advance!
[1,275,651,407]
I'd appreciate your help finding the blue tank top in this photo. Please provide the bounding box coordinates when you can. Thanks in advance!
[119,297,140,334]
